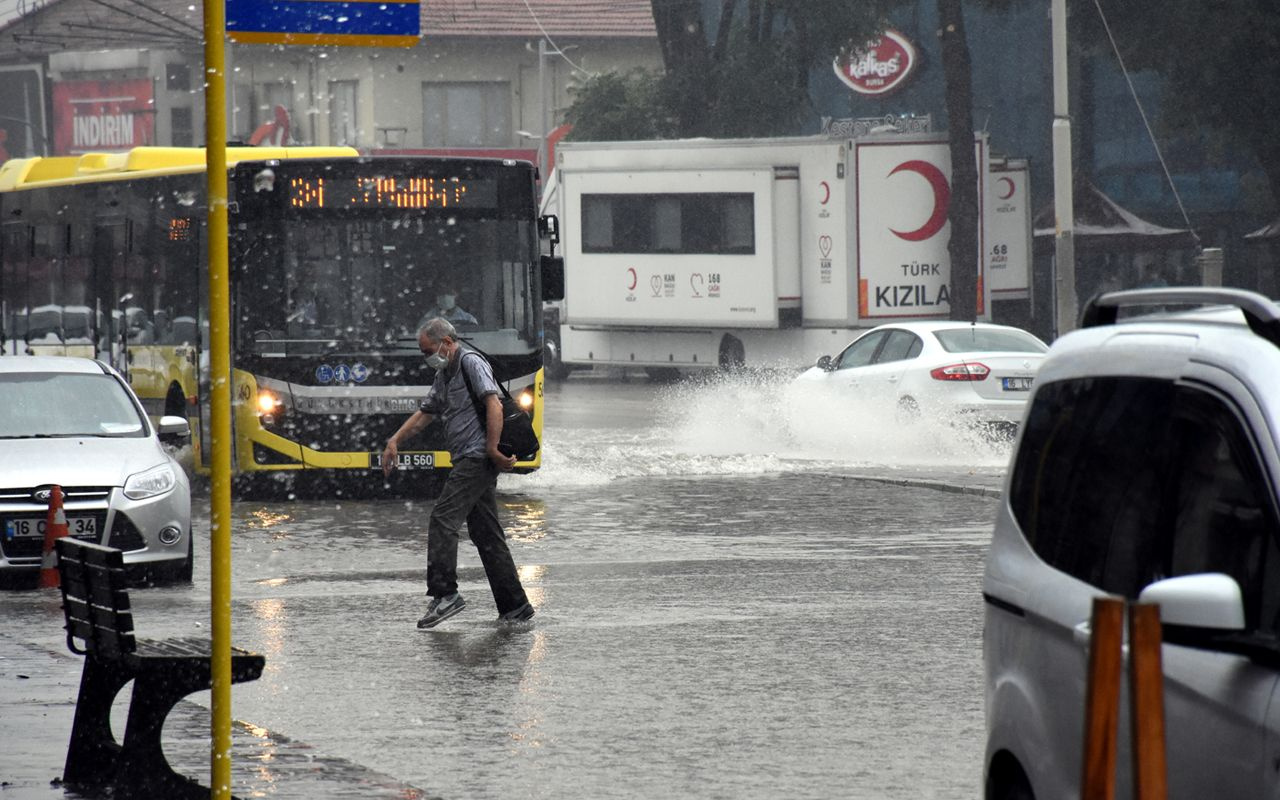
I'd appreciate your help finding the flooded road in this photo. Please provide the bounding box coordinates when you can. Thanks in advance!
[4,372,1010,799]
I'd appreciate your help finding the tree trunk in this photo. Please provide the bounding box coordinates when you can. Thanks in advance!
[939,0,980,321]
[650,0,714,135]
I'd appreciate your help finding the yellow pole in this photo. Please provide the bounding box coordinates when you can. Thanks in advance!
[201,0,233,795]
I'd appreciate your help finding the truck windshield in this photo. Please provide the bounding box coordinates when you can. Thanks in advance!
[236,213,534,351]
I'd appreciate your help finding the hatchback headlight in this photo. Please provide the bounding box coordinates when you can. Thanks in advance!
[124,464,177,500]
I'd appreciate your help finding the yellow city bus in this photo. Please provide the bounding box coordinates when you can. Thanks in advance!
[0,147,558,489]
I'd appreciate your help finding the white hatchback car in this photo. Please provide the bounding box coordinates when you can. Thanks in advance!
[793,320,1047,432]
[0,357,192,587]
[985,287,1280,800]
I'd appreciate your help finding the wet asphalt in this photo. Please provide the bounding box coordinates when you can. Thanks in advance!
[0,370,1009,798]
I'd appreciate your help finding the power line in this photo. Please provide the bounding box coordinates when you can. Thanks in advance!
[521,0,594,76]
[1093,0,1199,245]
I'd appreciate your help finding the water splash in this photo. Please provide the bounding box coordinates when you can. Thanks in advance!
[510,372,1012,490]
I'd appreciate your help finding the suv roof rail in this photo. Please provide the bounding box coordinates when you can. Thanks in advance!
[1080,287,1280,347]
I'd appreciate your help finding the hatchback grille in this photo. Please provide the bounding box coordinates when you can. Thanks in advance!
[0,486,113,504]
[0,485,113,561]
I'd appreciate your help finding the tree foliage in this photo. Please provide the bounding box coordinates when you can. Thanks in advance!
[1080,0,1280,208]
[568,1,894,140]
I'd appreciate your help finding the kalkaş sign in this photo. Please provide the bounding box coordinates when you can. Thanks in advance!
[834,29,919,97]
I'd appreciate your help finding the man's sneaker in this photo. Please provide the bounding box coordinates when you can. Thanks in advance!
[417,593,466,629]
[497,601,535,623]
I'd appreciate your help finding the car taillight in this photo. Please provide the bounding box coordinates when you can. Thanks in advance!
[930,362,990,381]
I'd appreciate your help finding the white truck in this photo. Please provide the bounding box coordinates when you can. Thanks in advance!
[544,133,1032,375]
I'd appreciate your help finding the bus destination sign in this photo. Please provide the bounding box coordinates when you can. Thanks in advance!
[288,176,498,210]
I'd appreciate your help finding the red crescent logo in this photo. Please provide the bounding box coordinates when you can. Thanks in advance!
[998,176,1015,200]
[626,267,637,291]
[888,160,951,242]
[819,181,830,205]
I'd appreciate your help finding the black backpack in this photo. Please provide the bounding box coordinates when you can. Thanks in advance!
[458,352,540,461]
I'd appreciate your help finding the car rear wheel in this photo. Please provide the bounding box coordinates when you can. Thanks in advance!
[896,396,921,424]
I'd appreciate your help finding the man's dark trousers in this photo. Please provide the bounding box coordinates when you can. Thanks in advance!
[426,456,529,615]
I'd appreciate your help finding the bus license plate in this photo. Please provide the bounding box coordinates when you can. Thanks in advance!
[4,516,98,539]
[370,452,435,470]
[1002,377,1034,391]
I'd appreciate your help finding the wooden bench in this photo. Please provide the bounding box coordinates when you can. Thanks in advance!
[56,537,266,799]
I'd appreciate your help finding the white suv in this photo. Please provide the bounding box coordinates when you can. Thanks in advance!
[984,288,1280,800]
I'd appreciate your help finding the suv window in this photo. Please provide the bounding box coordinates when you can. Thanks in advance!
[1009,376,1280,632]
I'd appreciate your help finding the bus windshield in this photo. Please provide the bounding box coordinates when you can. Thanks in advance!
[237,212,535,351]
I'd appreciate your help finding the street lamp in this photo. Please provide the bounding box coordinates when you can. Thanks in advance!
[529,38,576,176]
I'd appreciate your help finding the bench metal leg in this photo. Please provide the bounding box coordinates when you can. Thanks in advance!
[62,656,133,788]
[113,662,214,800]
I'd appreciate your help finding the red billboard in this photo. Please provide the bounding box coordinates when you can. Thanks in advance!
[53,79,155,155]
[834,29,919,97]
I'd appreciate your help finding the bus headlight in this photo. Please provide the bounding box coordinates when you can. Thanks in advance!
[518,390,534,411]
[257,389,286,427]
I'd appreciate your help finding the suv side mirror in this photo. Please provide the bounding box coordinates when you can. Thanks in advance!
[1138,573,1245,631]
[816,355,834,371]
[541,255,565,302]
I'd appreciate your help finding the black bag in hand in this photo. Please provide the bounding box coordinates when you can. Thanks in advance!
[460,353,540,461]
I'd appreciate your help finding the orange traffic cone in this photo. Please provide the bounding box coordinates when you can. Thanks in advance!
[38,485,69,589]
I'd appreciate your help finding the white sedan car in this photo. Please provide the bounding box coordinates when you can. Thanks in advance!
[0,356,192,588]
[793,321,1048,432]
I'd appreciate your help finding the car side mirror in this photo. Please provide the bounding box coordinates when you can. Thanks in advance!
[1138,573,1245,631]
[158,415,191,443]
[816,355,834,371]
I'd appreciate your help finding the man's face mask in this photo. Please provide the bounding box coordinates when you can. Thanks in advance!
[422,340,450,371]
[437,294,456,311]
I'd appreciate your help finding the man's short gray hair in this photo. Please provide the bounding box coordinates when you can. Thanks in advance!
[418,317,457,342]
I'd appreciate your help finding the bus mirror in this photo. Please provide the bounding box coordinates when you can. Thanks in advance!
[538,214,560,246]
[541,255,565,302]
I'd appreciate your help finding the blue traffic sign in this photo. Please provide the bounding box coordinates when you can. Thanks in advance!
[226,0,420,48]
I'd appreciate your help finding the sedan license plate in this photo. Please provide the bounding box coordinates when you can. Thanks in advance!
[1002,377,1034,392]
[370,451,435,470]
[4,516,98,539]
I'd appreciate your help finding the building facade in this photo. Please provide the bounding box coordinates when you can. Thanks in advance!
[0,0,660,165]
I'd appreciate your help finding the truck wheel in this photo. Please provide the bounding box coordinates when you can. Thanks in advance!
[719,335,745,370]
[545,340,569,381]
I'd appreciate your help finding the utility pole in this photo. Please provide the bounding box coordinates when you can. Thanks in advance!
[538,39,551,176]
[1052,0,1078,337]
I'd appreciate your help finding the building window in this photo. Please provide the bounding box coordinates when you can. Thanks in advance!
[166,63,190,92]
[422,82,511,147]
[170,107,193,147]
[328,80,358,146]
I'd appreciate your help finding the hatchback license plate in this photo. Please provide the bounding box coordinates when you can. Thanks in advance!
[370,452,435,470]
[1003,377,1034,391]
[4,516,98,539]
